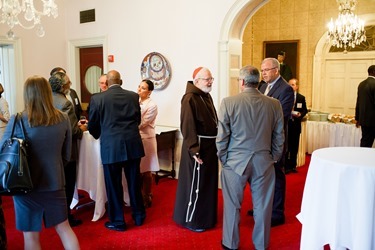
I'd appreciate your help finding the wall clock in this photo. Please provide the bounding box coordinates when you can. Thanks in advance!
[141,52,171,90]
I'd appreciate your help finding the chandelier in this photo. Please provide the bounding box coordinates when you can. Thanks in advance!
[0,0,58,39]
[327,0,366,53]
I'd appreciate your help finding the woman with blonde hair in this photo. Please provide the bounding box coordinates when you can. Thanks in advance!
[0,76,80,249]
[0,83,10,139]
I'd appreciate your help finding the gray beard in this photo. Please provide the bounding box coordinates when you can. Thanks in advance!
[201,86,212,93]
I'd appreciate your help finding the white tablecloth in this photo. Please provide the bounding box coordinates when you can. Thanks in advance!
[297,147,375,250]
[297,120,307,167]
[70,131,129,221]
[306,121,362,154]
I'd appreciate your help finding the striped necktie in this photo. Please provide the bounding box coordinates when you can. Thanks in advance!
[264,84,271,96]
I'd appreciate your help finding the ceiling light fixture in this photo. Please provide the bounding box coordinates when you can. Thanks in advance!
[327,0,366,53]
[0,0,58,39]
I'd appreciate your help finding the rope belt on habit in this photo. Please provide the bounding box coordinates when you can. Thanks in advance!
[185,135,216,223]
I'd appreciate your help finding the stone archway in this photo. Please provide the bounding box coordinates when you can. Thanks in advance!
[218,0,269,102]
[219,3,375,112]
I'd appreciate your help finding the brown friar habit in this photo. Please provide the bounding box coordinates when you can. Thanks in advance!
[173,81,218,230]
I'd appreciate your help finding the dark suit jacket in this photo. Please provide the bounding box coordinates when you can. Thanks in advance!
[355,76,375,127]
[291,92,308,133]
[280,64,292,82]
[88,84,145,164]
[69,88,82,120]
[52,92,83,161]
[258,80,267,90]
[260,76,294,122]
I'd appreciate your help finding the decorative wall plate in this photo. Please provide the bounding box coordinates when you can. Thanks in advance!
[141,52,171,90]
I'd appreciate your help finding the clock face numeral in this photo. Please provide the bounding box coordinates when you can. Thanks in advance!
[141,52,171,90]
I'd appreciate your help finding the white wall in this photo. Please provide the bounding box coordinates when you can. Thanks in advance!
[0,0,67,112]
[64,0,235,127]
[0,0,244,175]
[0,0,243,126]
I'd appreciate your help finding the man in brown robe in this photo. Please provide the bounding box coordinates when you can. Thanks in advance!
[173,67,218,232]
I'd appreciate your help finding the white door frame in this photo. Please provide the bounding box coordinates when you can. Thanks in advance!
[0,37,23,113]
[218,0,268,102]
[67,36,108,98]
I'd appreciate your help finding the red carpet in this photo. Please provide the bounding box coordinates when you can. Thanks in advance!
[3,155,310,249]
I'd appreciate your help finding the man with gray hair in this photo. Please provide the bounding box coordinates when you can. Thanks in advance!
[49,72,87,227]
[217,65,284,250]
[173,67,218,232]
[248,57,294,227]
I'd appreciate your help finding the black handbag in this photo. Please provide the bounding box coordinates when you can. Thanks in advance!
[0,113,33,195]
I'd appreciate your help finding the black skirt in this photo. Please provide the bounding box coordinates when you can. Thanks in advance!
[13,190,67,231]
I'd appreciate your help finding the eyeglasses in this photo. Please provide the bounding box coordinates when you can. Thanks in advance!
[261,67,277,73]
[198,77,214,82]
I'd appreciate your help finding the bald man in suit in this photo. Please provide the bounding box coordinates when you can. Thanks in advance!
[88,70,146,231]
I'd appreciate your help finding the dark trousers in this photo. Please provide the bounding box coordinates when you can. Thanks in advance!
[64,161,77,217]
[272,161,286,221]
[285,119,301,171]
[103,159,145,224]
[0,197,6,250]
[360,126,375,147]
[272,118,288,221]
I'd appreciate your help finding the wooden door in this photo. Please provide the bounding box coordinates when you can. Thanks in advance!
[323,59,375,115]
[79,47,103,110]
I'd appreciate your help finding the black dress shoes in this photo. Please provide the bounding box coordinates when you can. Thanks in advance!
[186,226,205,232]
[104,221,127,232]
[68,215,82,227]
[271,218,285,227]
[132,213,146,226]
[221,242,238,250]
[285,168,298,174]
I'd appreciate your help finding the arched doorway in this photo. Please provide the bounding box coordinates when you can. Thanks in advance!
[219,1,375,116]
[218,0,268,102]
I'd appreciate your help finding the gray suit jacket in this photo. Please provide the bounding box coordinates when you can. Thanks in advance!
[52,92,83,161]
[216,88,284,176]
[0,112,72,191]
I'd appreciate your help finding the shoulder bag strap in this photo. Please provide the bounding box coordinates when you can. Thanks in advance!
[9,113,19,138]
[17,112,27,140]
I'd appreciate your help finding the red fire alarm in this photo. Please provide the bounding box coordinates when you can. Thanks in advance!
[108,55,114,62]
